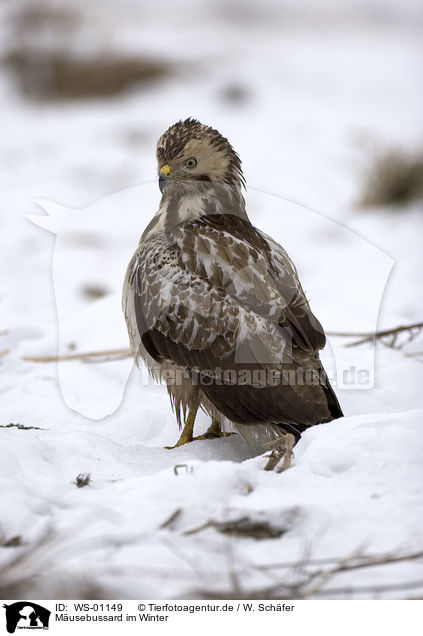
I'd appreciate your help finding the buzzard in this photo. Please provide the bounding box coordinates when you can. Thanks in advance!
[123,118,342,464]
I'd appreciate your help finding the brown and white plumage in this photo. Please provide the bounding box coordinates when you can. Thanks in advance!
[123,118,342,452]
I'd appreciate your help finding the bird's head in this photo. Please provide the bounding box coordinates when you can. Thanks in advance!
[156,118,245,193]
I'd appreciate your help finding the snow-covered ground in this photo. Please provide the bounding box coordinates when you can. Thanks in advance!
[1,0,422,599]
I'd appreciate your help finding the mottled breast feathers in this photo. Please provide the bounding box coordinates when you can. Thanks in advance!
[127,213,326,372]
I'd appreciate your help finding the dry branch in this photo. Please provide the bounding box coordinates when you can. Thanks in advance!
[194,547,423,599]
[21,347,131,363]
[7,321,422,364]
[2,520,422,600]
[314,577,423,597]
[297,548,423,599]
[327,321,423,349]
[256,548,423,571]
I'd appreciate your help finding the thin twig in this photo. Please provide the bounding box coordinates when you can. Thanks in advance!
[326,322,423,338]
[159,536,208,581]
[197,548,423,599]
[321,549,423,573]
[301,547,364,598]
[263,548,423,599]
[21,347,131,363]
[223,535,242,597]
[314,578,423,597]
[159,508,182,530]
[327,321,423,349]
[255,549,423,571]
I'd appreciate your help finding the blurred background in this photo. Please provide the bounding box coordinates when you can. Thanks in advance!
[2,0,422,411]
[1,0,423,599]
[1,0,422,330]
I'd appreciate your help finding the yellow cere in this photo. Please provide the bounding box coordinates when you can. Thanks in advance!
[160,164,171,176]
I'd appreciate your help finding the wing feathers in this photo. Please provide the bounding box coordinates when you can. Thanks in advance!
[127,212,341,430]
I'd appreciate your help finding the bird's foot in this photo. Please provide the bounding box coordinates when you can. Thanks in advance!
[164,434,193,449]
[263,433,295,472]
[164,406,197,449]
[192,432,233,441]
[164,431,231,448]
[165,418,232,448]
[193,419,233,441]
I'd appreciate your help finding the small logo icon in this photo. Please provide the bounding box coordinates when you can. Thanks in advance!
[2,602,51,634]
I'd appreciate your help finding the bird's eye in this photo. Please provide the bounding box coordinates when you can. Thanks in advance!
[184,157,197,169]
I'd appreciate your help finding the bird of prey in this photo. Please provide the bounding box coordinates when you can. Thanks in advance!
[123,118,342,464]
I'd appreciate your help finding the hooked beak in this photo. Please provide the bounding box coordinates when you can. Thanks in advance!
[159,164,171,193]
[159,172,170,193]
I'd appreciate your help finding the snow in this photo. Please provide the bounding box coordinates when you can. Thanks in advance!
[1,0,422,599]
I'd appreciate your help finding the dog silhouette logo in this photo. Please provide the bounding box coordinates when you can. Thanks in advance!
[3,602,50,633]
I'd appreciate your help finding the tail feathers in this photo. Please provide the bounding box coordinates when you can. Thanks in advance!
[323,381,344,420]
[278,379,343,443]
